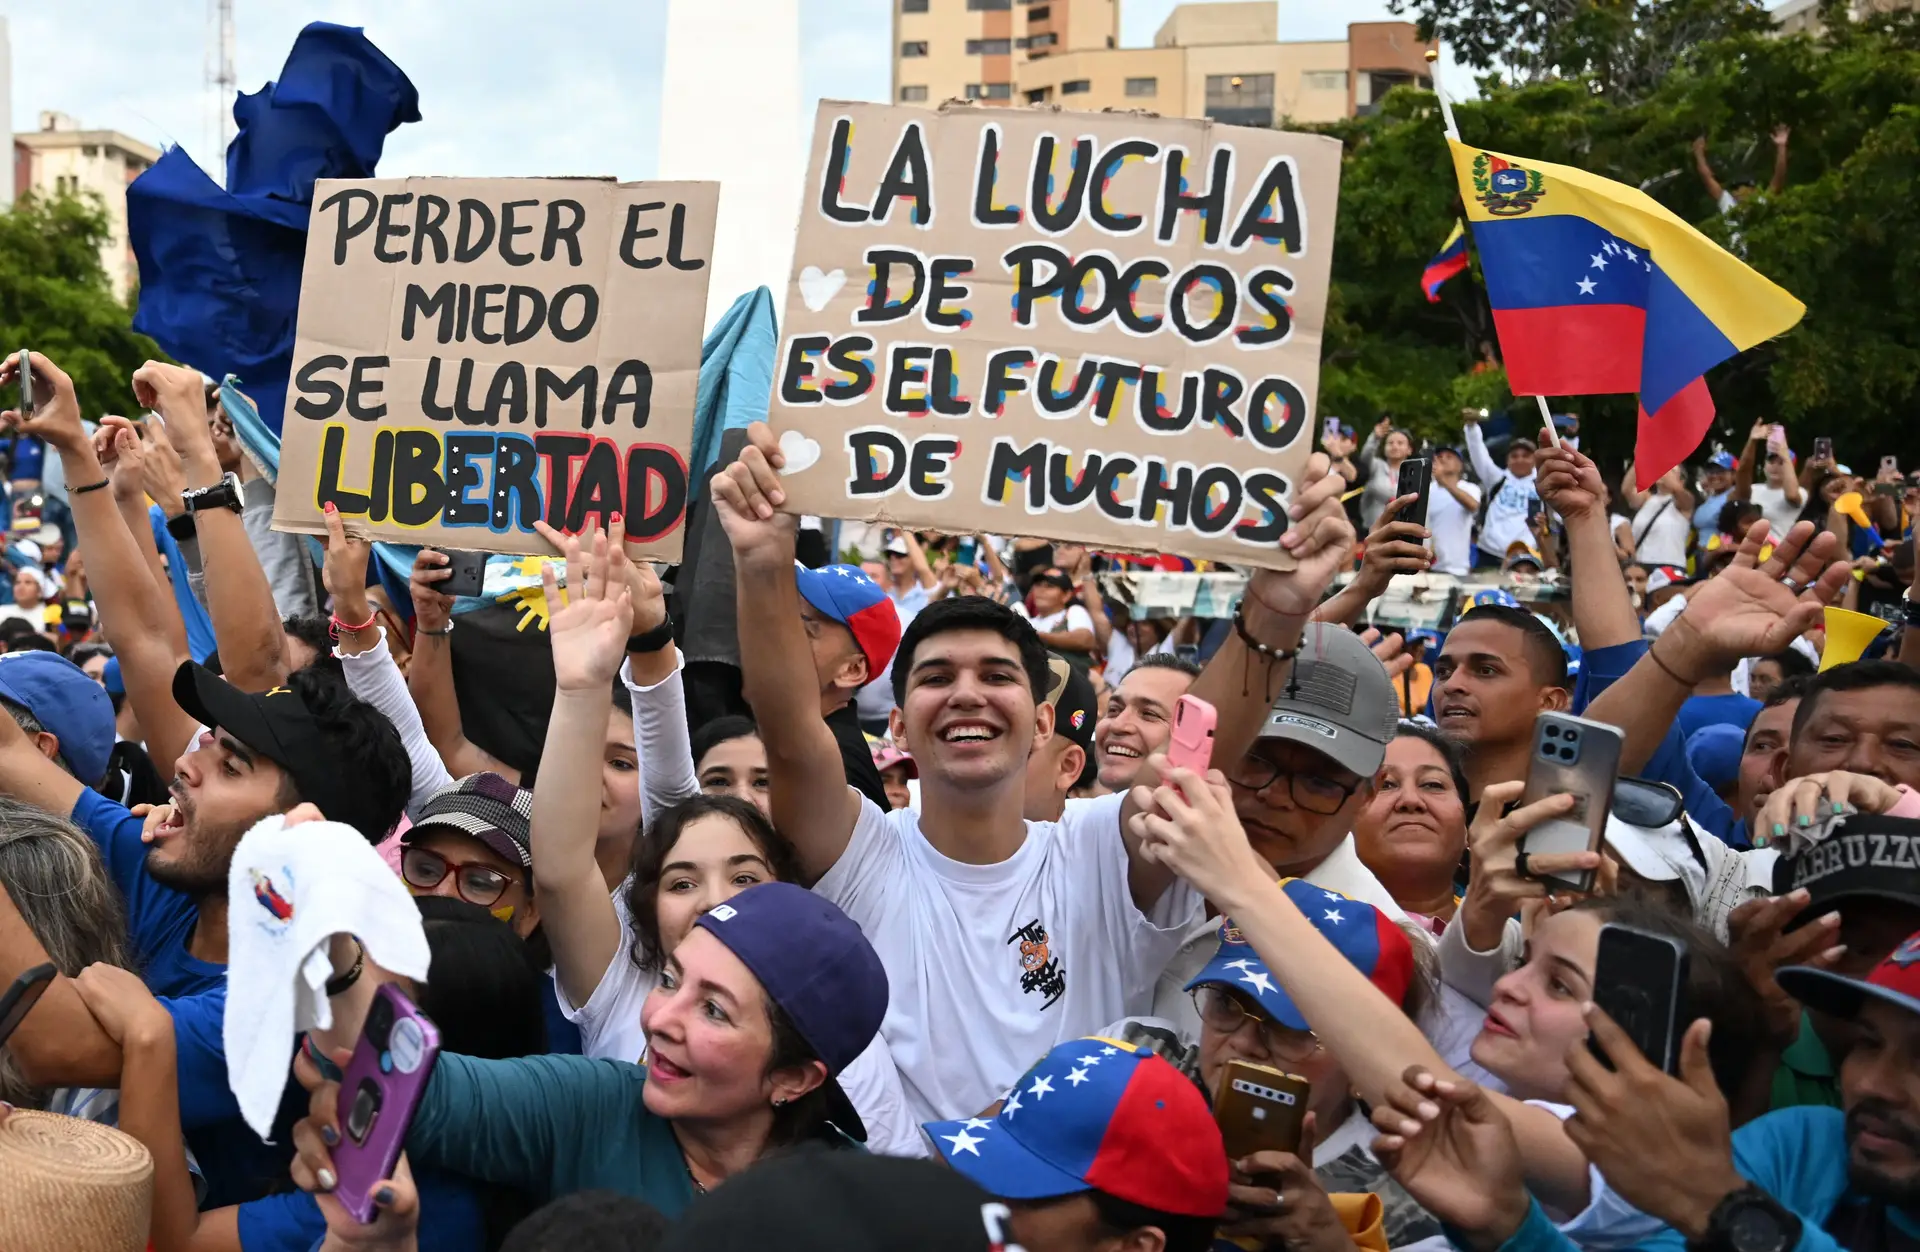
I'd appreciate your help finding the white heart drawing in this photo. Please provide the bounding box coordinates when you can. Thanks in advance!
[777,429,822,475]
[798,265,846,313]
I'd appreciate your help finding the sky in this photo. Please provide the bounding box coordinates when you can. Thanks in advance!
[3,0,1473,184]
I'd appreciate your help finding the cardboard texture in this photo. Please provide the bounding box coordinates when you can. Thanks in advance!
[273,177,717,559]
[769,101,1341,570]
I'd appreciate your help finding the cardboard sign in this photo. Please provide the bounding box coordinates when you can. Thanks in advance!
[768,102,1341,569]
[273,178,717,559]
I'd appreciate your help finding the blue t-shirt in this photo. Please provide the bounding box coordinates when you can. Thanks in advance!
[164,988,304,1209]
[236,1170,485,1252]
[71,786,225,998]
[1677,692,1764,741]
[1693,490,1730,543]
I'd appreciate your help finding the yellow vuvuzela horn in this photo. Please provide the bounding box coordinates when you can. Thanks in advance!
[1820,605,1889,672]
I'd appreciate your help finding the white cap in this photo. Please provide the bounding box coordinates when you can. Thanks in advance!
[1604,812,1708,912]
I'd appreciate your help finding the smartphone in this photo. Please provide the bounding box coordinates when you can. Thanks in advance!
[1876,481,1901,498]
[1214,1060,1312,1159]
[1518,711,1624,894]
[1166,695,1218,773]
[0,963,56,1049]
[332,985,441,1224]
[1813,437,1833,462]
[1526,495,1545,527]
[1767,424,1786,450]
[14,350,33,417]
[437,549,488,598]
[1396,458,1432,528]
[956,537,978,567]
[1885,456,1902,477]
[1322,416,1340,443]
[1588,922,1689,1074]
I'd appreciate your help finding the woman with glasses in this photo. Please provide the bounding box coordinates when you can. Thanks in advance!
[1100,881,1445,1249]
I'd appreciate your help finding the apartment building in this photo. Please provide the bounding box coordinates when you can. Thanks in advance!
[892,0,1120,106]
[13,111,159,302]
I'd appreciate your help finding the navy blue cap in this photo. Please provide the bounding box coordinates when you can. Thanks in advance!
[694,881,888,1141]
[1551,412,1579,430]
[0,650,115,785]
[1707,451,1738,470]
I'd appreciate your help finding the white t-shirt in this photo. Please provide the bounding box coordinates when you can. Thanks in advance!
[1476,471,1540,558]
[1750,482,1804,540]
[1427,480,1481,576]
[1629,493,1690,567]
[554,883,926,1157]
[813,791,1202,1122]
[1019,602,1095,638]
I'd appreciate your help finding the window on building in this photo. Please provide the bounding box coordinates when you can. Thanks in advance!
[967,0,1011,9]
[1062,79,1091,94]
[1027,31,1057,48]
[966,82,1014,99]
[901,40,929,56]
[901,0,928,11]
[1302,70,1347,91]
[1027,3,1050,17]
[1204,73,1275,127]
[901,85,929,101]
[1026,87,1053,103]
[966,37,1013,54]
[1125,76,1157,96]
[82,144,99,158]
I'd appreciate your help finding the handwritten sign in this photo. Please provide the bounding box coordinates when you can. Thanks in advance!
[273,177,717,558]
[768,102,1341,568]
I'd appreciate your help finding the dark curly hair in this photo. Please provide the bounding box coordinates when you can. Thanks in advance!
[890,594,1049,707]
[622,793,800,975]
[289,666,412,844]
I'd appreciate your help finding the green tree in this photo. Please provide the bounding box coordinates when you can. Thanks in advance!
[0,191,164,423]
[1309,7,1920,471]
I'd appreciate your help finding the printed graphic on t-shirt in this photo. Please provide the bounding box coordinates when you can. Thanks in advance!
[1008,918,1066,1009]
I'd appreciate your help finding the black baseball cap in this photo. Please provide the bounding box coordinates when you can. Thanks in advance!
[171,662,362,829]
[1775,815,1920,924]
[1045,656,1097,751]
[658,1146,993,1252]
[1032,569,1075,592]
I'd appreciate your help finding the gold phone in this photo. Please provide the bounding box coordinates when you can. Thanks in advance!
[1213,1060,1311,1159]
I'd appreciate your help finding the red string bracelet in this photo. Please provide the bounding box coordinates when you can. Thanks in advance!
[329,609,378,640]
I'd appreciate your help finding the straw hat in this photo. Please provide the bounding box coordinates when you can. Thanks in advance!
[0,1109,153,1252]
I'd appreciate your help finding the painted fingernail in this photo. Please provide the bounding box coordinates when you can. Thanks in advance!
[1824,945,1848,961]
[321,1124,338,1146]
[317,1168,336,1192]
[1772,823,1787,841]
[1799,815,1813,827]
[375,1186,395,1207]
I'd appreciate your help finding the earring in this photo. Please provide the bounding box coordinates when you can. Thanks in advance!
[772,1097,789,1109]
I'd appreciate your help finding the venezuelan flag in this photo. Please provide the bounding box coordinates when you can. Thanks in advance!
[1449,140,1805,489]
[1421,219,1469,302]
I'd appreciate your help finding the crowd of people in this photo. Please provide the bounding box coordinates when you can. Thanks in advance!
[0,345,1916,1252]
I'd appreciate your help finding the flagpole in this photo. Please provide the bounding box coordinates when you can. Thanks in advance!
[1429,44,1563,450]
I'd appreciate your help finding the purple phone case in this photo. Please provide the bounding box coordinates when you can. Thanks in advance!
[331,984,440,1224]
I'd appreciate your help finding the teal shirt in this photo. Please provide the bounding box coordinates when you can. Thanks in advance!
[406,1053,695,1216]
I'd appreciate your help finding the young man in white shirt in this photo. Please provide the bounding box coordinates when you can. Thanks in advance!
[1732,420,1806,540]
[711,421,1356,1123]
[1426,446,1482,576]
[1461,412,1540,567]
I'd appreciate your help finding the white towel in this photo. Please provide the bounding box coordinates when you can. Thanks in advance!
[223,813,430,1139]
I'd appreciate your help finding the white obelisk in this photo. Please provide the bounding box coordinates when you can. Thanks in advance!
[659,0,805,327]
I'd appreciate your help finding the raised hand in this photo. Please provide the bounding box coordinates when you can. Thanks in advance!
[1245,453,1356,619]
[1658,520,1851,679]
[1457,780,1596,951]
[538,517,633,692]
[1726,889,1844,1047]
[0,351,90,454]
[1357,496,1430,585]
[1564,1011,1745,1241]
[133,361,220,477]
[137,415,191,517]
[710,421,798,557]
[321,504,375,621]
[1370,1065,1529,1243]
[1125,763,1270,904]
[1358,626,1414,681]
[409,549,456,635]
[94,415,149,504]
[1756,770,1908,850]
[1535,441,1608,520]
[314,1155,421,1251]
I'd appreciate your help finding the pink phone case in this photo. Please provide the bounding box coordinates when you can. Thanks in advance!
[331,985,441,1224]
[1166,695,1218,773]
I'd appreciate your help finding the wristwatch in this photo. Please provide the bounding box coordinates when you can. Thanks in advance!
[625,616,675,654]
[1690,1185,1802,1252]
[165,511,197,542]
[181,472,244,516]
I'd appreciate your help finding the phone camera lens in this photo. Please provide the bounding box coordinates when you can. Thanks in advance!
[1560,746,1578,761]
[365,997,395,1051]
[1545,726,1560,739]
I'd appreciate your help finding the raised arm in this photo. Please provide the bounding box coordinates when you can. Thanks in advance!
[1311,494,1430,627]
[1535,439,1642,650]
[134,361,285,692]
[323,508,456,813]
[1586,520,1850,773]
[900,529,938,591]
[1123,453,1354,910]
[1732,423,1764,502]
[1768,124,1790,195]
[95,415,186,653]
[1462,410,1499,486]
[1617,461,1650,512]
[713,424,862,883]
[405,548,518,783]
[1692,135,1726,203]
[1070,550,1114,655]
[528,520,633,1010]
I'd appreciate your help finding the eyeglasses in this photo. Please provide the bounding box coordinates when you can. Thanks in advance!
[400,846,522,908]
[1190,986,1323,1062]
[1225,752,1364,815]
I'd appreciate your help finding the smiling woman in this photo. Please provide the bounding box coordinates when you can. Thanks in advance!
[1353,725,1471,932]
